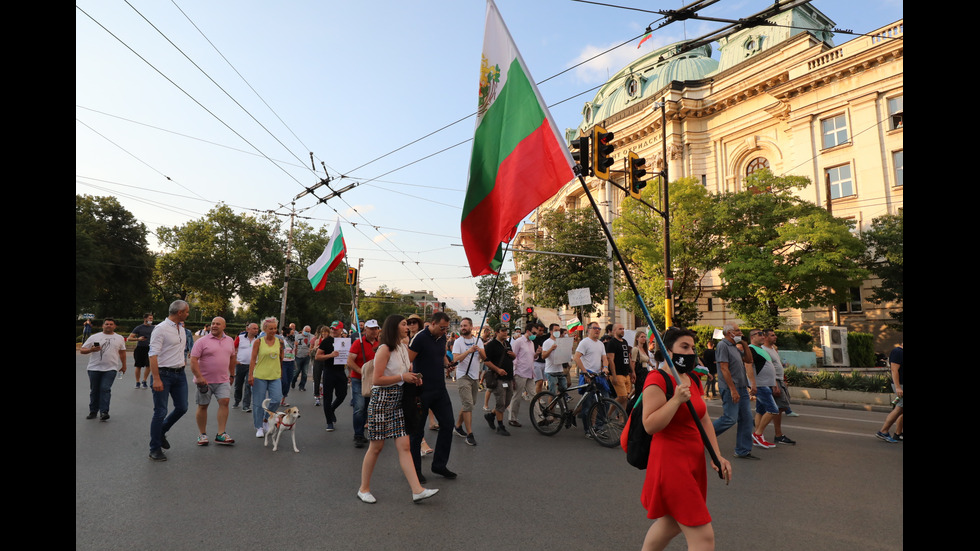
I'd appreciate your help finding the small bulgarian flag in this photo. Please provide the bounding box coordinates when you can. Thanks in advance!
[637,28,653,49]
[307,220,346,291]
[461,0,575,276]
[566,318,583,332]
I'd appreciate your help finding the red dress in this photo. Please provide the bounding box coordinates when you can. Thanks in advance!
[640,369,710,526]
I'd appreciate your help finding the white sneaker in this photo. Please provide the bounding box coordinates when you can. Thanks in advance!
[256,428,265,438]
[357,491,377,504]
[412,488,439,503]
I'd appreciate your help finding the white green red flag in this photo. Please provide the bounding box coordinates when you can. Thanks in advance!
[566,318,583,332]
[307,220,346,291]
[461,0,575,276]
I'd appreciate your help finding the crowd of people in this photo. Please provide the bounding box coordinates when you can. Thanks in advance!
[80,303,901,548]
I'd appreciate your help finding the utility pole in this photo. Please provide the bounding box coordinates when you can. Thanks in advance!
[660,97,674,328]
[279,201,295,326]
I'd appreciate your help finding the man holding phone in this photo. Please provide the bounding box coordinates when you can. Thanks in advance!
[81,318,127,421]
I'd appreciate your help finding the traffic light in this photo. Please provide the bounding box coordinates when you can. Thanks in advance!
[441,302,447,312]
[571,133,590,176]
[346,267,357,285]
[593,125,615,180]
[525,306,536,324]
[628,151,647,199]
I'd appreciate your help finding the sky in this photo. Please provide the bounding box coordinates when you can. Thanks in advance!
[75,0,903,320]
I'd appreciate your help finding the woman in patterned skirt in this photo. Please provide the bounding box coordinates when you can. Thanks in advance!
[357,315,438,504]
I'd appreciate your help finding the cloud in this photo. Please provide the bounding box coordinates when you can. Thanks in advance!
[372,232,395,244]
[342,204,374,217]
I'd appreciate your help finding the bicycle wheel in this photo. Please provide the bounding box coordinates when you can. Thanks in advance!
[530,391,565,436]
[588,398,627,447]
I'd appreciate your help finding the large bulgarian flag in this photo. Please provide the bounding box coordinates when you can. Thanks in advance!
[461,0,575,277]
[307,220,346,291]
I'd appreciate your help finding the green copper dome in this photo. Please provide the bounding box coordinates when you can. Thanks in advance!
[577,42,718,133]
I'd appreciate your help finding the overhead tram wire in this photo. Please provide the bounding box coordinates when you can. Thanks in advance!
[336,3,900,194]
[122,0,326,183]
[77,5,315,195]
[76,117,211,202]
[75,105,311,171]
[166,0,340,176]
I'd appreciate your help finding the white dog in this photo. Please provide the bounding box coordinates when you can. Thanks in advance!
[261,398,301,452]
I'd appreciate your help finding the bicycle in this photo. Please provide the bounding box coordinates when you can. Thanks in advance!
[529,372,626,447]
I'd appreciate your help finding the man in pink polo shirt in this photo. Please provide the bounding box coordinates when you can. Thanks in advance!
[189,317,237,445]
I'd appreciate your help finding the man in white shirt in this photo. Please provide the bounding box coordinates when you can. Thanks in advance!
[81,318,127,421]
[541,323,566,395]
[573,322,609,437]
[451,318,486,446]
[148,300,191,462]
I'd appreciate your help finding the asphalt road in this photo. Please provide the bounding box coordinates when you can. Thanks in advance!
[76,351,903,550]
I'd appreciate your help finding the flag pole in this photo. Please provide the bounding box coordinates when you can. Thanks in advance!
[575,171,723,478]
[475,241,512,338]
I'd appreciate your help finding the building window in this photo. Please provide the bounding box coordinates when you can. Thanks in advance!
[746,157,770,176]
[826,164,854,199]
[706,297,713,312]
[821,114,849,149]
[893,150,903,186]
[887,95,903,130]
[838,287,863,313]
[626,77,638,98]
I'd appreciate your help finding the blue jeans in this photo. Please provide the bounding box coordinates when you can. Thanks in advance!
[88,370,116,414]
[713,386,753,456]
[292,356,310,390]
[350,378,367,438]
[149,369,189,452]
[252,378,283,430]
[281,361,295,398]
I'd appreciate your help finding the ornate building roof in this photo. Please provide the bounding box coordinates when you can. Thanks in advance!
[573,43,718,138]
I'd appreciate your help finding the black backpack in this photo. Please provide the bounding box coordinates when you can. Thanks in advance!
[623,369,701,469]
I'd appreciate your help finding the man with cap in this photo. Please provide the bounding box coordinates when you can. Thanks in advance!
[315,321,346,432]
[347,319,380,448]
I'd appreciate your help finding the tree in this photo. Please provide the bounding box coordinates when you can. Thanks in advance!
[514,207,608,316]
[472,273,521,329]
[75,194,154,317]
[355,285,419,325]
[155,204,282,319]
[613,177,724,328]
[714,170,868,328]
[861,209,903,330]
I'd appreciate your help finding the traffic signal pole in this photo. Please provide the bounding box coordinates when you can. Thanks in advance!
[575,166,723,478]
[659,99,674,328]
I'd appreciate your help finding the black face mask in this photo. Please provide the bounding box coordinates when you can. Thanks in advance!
[671,353,699,374]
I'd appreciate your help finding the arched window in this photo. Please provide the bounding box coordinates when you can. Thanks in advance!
[746,157,769,176]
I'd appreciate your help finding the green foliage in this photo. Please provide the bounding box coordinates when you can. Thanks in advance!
[76,195,155,317]
[847,332,876,368]
[514,207,608,314]
[772,330,813,351]
[356,285,420,326]
[784,367,891,392]
[715,170,868,328]
[861,210,903,330]
[689,325,717,354]
[473,273,521,330]
[156,204,282,319]
[613,178,723,328]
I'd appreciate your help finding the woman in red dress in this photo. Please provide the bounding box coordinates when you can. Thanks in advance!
[641,327,731,550]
